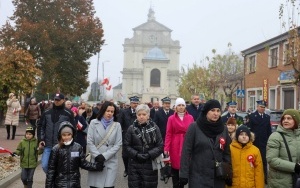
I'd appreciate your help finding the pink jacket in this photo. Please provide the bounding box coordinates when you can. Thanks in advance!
[164,112,194,169]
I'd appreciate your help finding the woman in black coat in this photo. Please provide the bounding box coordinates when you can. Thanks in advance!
[180,99,232,188]
[124,104,164,188]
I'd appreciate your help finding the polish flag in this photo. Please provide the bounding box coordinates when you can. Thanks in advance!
[101,77,109,85]
[106,85,112,91]
[77,121,83,130]
[0,147,13,155]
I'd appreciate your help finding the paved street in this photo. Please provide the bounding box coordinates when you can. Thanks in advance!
[1,124,173,188]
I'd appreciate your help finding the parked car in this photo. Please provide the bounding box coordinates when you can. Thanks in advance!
[221,111,249,125]
[269,110,284,132]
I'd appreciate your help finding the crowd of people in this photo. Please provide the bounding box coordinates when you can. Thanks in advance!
[4,92,300,188]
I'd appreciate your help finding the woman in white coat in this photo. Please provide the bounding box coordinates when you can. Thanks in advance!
[87,101,122,188]
[5,92,21,140]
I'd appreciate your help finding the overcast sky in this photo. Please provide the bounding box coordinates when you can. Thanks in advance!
[0,0,287,98]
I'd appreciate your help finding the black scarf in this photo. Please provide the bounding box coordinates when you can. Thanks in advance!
[197,114,224,138]
[133,120,157,148]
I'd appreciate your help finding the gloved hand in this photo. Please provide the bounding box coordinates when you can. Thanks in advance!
[225,178,233,186]
[179,177,188,186]
[11,152,17,157]
[95,154,105,163]
[136,153,150,163]
[95,162,105,171]
[295,163,300,174]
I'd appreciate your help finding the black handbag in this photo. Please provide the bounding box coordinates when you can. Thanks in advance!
[279,133,300,188]
[208,138,232,179]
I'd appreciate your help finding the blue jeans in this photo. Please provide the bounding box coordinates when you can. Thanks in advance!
[41,147,52,173]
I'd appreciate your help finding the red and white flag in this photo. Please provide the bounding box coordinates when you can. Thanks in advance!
[0,147,13,155]
[106,85,112,91]
[101,77,109,85]
[77,121,83,130]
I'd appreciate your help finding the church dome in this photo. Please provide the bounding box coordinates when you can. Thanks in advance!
[144,47,168,60]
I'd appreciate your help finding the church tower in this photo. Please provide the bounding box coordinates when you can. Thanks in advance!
[120,8,180,103]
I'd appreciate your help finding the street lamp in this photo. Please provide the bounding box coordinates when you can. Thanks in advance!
[95,44,107,102]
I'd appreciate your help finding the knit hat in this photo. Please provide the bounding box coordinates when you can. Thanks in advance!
[60,126,73,135]
[9,93,14,98]
[25,127,35,136]
[71,107,78,114]
[202,99,221,116]
[281,109,300,129]
[175,98,186,107]
[235,125,251,140]
[226,117,237,125]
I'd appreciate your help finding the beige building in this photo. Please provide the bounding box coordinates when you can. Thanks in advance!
[119,8,180,103]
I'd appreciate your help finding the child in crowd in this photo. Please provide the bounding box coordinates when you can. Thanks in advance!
[226,117,238,140]
[46,121,104,188]
[14,127,44,188]
[229,125,264,187]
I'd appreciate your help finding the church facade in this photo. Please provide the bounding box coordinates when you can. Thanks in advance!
[120,8,180,103]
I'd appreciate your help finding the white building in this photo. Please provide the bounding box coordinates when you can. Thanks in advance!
[120,8,180,103]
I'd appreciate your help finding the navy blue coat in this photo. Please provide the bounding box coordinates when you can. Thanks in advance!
[153,108,174,142]
[221,113,243,125]
[186,103,202,121]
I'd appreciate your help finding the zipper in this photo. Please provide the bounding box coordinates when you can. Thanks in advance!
[67,146,70,188]
[28,140,30,168]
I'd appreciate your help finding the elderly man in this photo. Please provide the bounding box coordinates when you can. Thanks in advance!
[65,100,72,109]
[248,100,271,184]
[221,101,243,125]
[118,96,139,177]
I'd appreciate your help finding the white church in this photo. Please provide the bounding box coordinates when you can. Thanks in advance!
[113,8,181,104]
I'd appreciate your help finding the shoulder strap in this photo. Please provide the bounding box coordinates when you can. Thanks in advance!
[279,132,293,162]
[96,122,116,149]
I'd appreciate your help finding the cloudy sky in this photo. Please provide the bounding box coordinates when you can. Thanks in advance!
[0,0,288,98]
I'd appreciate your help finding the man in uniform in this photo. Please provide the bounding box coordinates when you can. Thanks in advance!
[186,94,203,121]
[248,100,271,184]
[221,101,243,125]
[153,96,174,180]
[118,96,139,177]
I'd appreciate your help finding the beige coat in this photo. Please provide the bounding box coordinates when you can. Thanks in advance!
[5,98,21,126]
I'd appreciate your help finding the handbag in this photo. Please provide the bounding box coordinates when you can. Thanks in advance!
[152,153,165,170]
[208,138,232,179]
[85,122,116,162]
[279,133,300,188]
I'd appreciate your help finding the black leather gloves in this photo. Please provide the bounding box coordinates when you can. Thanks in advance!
[95,154,105,163]
[295,163,300,174]
[179,177,188,186]
[96,162,105,171]
[136,153,150,163]
[11,152,17,157]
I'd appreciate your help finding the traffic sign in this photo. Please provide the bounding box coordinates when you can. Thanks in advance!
[236,89,245,98]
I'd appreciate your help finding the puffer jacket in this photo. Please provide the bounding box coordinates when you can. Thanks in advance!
[46,123,99,188]
[124,120,163,188]
[15,137,43,168]
[25,103,41,120]
[267,125,300,188]
[5,98,21,126]
[230,139,264,188]
[37,104,75,147]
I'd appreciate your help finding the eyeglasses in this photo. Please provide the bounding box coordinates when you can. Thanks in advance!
[259,106,265,108]
[54,99,61,101]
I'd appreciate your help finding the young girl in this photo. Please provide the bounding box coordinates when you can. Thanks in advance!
[226,117,237,140]
[46,121,103,188]
[124,104,163,188]
[230,125,264,187]
[14,127,43,188]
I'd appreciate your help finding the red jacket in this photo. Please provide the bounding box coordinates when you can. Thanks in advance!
[164,112,194,169]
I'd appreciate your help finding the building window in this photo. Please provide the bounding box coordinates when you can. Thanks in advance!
[150,69,160,87]
[249,55,256,73]
[269,46,279,68]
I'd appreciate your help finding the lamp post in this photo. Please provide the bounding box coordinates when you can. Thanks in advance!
[102,60,110,100]
[95,44,107,102]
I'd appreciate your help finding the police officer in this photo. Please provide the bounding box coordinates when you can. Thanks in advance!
[248,100,271,184]
[118,96,139,177]
[153,96,174,180]
[221,101,243,125]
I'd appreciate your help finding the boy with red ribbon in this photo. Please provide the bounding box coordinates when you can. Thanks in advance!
[229,125,264,187]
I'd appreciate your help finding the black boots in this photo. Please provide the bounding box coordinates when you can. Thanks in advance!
[6,125,10,139]
[12,126,16,140]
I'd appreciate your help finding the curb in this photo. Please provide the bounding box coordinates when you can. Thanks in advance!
[0,158,41,187]
[0,168,21,188]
